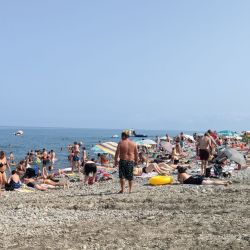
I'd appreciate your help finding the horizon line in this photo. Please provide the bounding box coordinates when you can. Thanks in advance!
[0,125,202,132]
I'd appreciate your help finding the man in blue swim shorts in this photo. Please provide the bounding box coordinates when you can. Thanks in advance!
[114,131,138,194]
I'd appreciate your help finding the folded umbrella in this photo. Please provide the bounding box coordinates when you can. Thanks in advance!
[219,148,246,166]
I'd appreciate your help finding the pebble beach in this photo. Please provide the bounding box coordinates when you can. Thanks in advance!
[1,169,250,250]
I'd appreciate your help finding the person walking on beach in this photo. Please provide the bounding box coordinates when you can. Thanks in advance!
[198,133,212,176]
[114,131,138,194]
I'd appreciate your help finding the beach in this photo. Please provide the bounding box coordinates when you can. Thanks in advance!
[1,170,250,250]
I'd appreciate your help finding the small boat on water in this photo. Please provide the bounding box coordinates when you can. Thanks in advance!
[15,130,24,136]
[124,129,148,138]
[111,135,119,138]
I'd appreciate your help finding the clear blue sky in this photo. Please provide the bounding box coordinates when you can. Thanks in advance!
[1,1,250,131]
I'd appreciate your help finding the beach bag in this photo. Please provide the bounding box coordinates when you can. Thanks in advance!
[24,168,36,178]
[33,165,39,176]
[5,183,15,191]
[205,168,211,178]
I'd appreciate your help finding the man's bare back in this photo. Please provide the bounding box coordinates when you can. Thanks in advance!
[115,139,138,165]
[199,135,211,150]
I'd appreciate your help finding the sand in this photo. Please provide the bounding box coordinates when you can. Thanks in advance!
[0,170,250,250]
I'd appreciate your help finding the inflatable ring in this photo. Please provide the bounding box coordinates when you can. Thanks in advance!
[149,175,173,186]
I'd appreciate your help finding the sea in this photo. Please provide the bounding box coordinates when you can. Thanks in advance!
[0,127,195,169]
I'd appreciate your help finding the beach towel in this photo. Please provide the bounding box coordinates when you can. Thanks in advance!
[136,172,158,178]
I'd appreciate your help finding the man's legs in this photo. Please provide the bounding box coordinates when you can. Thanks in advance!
[128,180,133,194]
[119,178,125,193]
[201,160,207,176]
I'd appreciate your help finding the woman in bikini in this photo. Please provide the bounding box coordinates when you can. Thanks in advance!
[0,151,10,189]
[177,166,231,186]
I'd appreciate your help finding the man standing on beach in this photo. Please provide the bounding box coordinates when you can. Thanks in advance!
[198,133,212,176]
[114,131,138,194]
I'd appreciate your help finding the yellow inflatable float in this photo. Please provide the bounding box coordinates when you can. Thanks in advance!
[149,175,173,186]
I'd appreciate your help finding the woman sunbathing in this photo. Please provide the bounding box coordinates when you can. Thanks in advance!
[24,177,68,190]
[42,166,66,179]
[134,162,176,176]
[177,166,231,186]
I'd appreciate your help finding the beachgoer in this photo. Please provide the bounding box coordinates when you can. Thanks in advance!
[8,170,21,189]
[180,132,184,148]
[177,166,231,186]
[9,152,15,165]
[133,162,175,176]
[138,152,148,166]
[172,143,184,165]
[23,178,48,191]
[98,153,109,166]
[166,133,171,142]
[16,160,26,176]
[42,149,50,168]
[72,142,80,173]
[0,151,10,189]
[50,150,56,165]
[42,165,65,179]
[197,133,212,176]
[82,159,97,185]
[81,147,87,167]
[114,131,138,194]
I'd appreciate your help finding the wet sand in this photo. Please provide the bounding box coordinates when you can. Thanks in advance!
[1,171,250,250]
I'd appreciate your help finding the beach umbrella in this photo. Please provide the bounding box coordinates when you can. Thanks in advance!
[183,134,195,142]
[135,139,157,146]
[159,136,173,141]
[91,142,118,156]
[234,135,242,140]
[160,141,173,154]
[218,130,238,137]
[219,148,246,166]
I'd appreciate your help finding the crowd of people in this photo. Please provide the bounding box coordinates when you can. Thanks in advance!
[0,129,248,194]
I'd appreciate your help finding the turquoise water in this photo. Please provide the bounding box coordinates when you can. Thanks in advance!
[0,127,194,168]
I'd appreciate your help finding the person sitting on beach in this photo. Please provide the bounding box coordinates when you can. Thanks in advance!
[172,143,185,164]
[16,160,26,176]
[82,159,97,185]
[138,152,148,166]
[177,166,231,186]
[8,170,22,190]
[97,153,109,166]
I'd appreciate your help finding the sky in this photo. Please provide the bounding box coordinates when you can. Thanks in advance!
[0,0,250,131]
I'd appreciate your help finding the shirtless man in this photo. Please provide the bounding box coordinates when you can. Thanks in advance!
[114,131,138,194]
[198,133,212,176]
[72,142,80,173]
